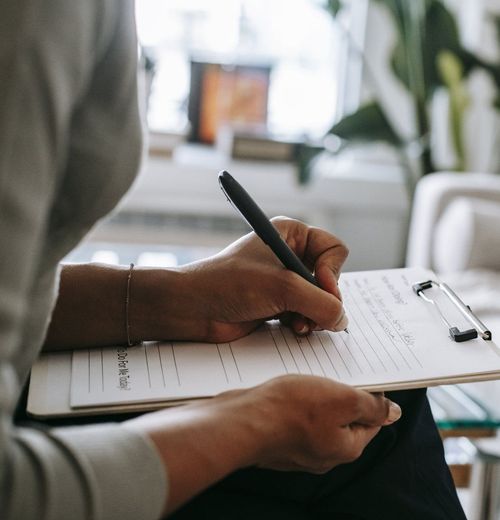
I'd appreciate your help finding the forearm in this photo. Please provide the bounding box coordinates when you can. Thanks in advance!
[125,393,265,515]
[43,263,203,350]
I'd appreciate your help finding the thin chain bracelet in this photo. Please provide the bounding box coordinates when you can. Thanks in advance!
[125,263,137,346]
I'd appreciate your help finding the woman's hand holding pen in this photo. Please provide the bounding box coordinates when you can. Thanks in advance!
[157,216,350,343]
[46,216,349,348]
[44,217,348,349]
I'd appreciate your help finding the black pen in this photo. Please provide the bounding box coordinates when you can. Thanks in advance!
[218,170,348,333]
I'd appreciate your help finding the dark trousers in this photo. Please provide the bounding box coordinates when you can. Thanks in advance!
[171,389,466,520]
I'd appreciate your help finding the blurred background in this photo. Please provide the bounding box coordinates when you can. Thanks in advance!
[71,0,500,272]
[67,2,500,516]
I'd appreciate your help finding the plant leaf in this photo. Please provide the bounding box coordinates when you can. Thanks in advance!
[437,50,469,170]
[494,95,500,111]
[423,1,462,90]
[371,0,406,35]
[325,0,342,17]
[494,14,500,48]
[296,144,324,185]
[384,0,463,97]
[328,102,403,147]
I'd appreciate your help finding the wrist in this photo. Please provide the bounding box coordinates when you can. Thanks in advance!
[129,266,209,342]
[125,395,266,513]
[210,393,271,468]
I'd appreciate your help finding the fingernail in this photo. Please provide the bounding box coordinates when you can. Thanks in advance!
[297,323,310,335]
[334,310,349,331]
[385,401,402,424]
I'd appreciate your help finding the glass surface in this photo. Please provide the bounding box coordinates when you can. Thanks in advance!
[429,385,500,430]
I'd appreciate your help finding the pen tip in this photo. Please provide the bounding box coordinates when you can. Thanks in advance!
[344,328,349,334]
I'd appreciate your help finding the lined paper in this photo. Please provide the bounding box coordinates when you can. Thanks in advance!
[70,268,500,408]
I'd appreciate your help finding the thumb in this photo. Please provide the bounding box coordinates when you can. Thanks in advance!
[353,391,402,427]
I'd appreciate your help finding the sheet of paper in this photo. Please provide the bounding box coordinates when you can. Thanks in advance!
[70,268,500,408]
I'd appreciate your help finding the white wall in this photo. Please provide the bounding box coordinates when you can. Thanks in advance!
[88,146,409,271]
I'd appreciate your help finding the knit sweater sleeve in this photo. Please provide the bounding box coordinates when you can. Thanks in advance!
[0,2,166,518]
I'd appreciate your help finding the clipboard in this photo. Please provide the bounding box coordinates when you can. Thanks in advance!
[27,267,500,419]
[413,280,492,342]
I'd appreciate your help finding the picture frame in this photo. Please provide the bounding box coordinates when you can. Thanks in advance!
[188,61,271,144]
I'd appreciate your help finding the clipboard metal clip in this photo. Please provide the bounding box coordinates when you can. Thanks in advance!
[413,280,492,342]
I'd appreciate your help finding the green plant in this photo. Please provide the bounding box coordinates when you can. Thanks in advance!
[300,0,500,196]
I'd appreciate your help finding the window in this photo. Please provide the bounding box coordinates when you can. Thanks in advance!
[136,0,367,140]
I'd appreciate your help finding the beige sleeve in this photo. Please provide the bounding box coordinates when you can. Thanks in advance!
[0,1,166,518]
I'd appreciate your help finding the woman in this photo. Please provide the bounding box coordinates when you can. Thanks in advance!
[1,1,465,518]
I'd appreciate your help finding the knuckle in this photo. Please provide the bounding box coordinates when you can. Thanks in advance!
[267,375,302,403]
[270,215,293,229]
[342,442,364,463]
[271,216,305,236]
[338,242,349,259]
[369,394,389,424]
[344,391,363,417]
[278,271,301,308]
[331,244,349,276]
[346,448,364,463]
[374,396,390,423]
[310,462,333,475]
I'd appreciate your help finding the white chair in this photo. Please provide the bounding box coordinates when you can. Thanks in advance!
[406,172,500,520]
[406,171,500,273]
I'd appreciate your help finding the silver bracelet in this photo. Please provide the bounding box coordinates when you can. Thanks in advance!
[125,263,136,346]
